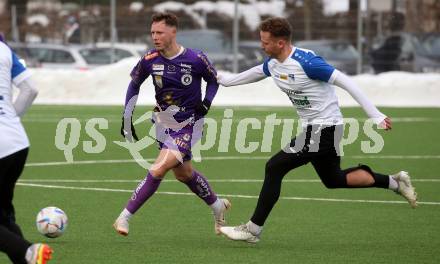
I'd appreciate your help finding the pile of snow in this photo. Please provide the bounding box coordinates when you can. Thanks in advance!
[154,0,285,31]
[27,14,50,27]
[30,58,440,107]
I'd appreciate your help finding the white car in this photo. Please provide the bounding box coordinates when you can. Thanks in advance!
[10,42,148,70]
[78,42,148,65]
[10,42,89,70]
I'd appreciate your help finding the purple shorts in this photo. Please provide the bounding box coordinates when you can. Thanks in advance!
[156,122,203,162]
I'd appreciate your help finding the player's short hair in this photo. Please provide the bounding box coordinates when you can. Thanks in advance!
[151,12,179,28]
[259,17,292,41]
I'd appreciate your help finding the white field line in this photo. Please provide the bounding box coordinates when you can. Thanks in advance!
[26,155,440,167]
[17,178,440,183]
[21,117,439,123]
[16,182,440,206]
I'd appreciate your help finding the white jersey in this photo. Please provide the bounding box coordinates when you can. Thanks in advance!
[0,41,32,158]
[262,47,342,125]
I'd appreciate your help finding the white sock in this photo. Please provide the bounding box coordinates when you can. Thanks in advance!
[210,198,224,218]
[389,176,399,191]
[119,208,133,221]
[25,244,35,263]
[246,220,263,236]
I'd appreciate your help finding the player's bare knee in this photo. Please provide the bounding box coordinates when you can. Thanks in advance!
[150,168,167,179]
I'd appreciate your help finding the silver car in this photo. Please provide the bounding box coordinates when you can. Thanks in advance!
[9,42,89,70]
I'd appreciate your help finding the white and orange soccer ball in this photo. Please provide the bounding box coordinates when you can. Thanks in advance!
[36,207,68,238]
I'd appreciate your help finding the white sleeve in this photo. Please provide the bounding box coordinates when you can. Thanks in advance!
[333,70,386,125]
[14,78,38,116]
[217,65,267,87]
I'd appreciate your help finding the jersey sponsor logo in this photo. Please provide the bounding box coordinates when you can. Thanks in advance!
[290,96,311,108]
[154,75,163,88]
[153,71,163,76]
[180,63,192,73]
[152,64,164,71]
[280,74,288,80]
[144,52,159,60]
[288,74,295,80]
[181,74,193,86]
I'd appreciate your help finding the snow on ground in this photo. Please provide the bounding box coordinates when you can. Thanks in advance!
[30,58,440,107]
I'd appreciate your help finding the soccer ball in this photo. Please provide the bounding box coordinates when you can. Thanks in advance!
[36,207,68,238]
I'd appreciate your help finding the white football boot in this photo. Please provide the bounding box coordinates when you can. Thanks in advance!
[392,171,417,208]
[220,224,260,243]
[27,243,53,264]
[214,198,231,235]
[113,217,129,236]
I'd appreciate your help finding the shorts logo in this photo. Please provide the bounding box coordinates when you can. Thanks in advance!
[154,75,163,88]
[183,133,191,141]
[181,74,192,86]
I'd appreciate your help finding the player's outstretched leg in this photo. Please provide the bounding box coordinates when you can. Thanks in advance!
[113,172,162,236]
[180,170,231,234]
[391,171,417,208]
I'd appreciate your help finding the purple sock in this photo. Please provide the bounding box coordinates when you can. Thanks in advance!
[126,172,162,214]
[184,170,218,205]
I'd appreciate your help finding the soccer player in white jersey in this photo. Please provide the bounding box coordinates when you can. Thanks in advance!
[217,17,417,243]
[0,36,53,263]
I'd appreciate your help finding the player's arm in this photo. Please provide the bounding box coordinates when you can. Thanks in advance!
[303,55,390,130]
[217,64,267,87]
[121,58,149,142]
[11,51,38,116]
[197,52,219,116]
[332,70,390,129]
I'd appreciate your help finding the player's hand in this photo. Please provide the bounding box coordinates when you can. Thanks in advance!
[379,117,392,130]
[120,116,139,142]
[195,99,211,116]
[216,72,224,85]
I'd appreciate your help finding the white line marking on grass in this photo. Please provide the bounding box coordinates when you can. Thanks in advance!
[25,155,440,167]
[17,178,440,183]
[16,182,440,206]
[21,117,439,123]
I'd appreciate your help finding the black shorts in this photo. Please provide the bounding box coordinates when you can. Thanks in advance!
[268,124,346,188]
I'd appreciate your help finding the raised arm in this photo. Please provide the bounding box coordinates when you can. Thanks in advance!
[217,64,267,87]
[333,70,390,129]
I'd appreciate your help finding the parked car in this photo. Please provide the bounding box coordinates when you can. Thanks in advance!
[9,42,89,70]
[78,42,148,65]
[9,42,148,70]
[295,40,360,75]
[176,29,244,72]
[370,33,440,73]
[239,41,266,70]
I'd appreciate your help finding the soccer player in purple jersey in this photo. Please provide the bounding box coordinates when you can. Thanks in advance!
[113,12,230,236]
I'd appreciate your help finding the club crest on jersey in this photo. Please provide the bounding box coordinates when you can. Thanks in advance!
[154,75,163,88]
[181,74,192,86]
[144,52,159,60]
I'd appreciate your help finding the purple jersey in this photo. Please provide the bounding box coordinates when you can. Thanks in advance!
[130,48,218,122]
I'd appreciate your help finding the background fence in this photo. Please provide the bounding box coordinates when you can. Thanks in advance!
[1,0,439,74]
